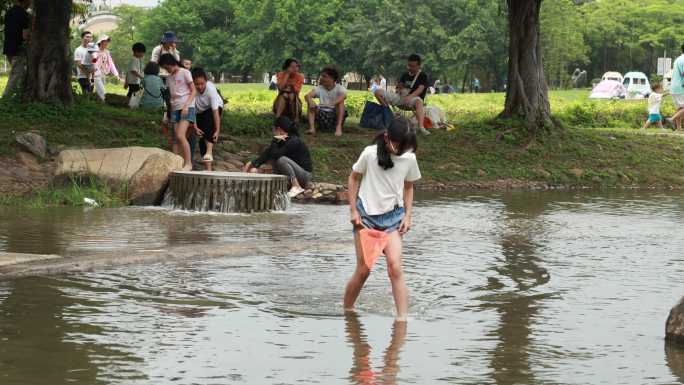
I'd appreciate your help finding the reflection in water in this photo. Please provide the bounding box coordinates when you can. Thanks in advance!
[0,208,64,255]
[0,277,146,385]
[486,193,551,385]
[666,342,684,384]
[0,278,102,385]
[346,312,406,385]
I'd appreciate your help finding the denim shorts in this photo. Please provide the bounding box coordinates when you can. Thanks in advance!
[170,107,196,123]
[354,199,405,233]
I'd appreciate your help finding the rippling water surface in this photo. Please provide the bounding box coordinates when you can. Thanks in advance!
[0,191,683,384]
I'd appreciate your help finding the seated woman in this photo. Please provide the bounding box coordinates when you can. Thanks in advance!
[273,58,305,124]
[243,116,313,198]
[140,62,165,109]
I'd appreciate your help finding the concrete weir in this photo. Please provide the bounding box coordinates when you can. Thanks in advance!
[164,171,289,213]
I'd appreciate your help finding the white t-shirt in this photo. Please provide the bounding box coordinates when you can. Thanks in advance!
[195,81,224,113]
[648,92,663,114]
[166,68,194,111]
[312,83,347,108]
[74,45,89,79]
[380,77,387,89]
[352,145,421,216]
[150,45,180,77]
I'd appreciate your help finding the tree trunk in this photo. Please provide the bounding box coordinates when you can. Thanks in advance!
[501,0,554,137]
[461,67,469,93]
[26,0,73,104]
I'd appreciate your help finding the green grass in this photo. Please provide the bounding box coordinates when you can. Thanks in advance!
[0,179,127,208]
[1,76,684,207]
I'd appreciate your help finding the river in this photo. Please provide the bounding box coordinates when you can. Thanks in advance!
[0,191,683,384]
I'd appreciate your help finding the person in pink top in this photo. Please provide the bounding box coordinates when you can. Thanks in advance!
[159,53,196,170]
[93,35,123,101]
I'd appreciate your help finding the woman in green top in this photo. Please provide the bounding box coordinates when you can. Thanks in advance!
[140,62,165,109]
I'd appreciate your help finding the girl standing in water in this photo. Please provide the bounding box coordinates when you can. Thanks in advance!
[343,116,421,322]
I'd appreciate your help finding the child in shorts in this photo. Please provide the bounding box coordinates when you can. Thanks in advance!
[643,83,668,130]
[192,67,224,169]
[159,53,196,170]
[343,116,421,322]
[126,42,146,99]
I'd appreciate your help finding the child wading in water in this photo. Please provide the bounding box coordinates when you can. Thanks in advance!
[344,116,421,322]
[159,53,196,170]
[643,83,668,130]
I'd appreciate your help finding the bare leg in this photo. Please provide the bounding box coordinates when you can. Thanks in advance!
[175,120,192,169]
[307,106,316,134]
[670,107,684,131]
[384,231,408,322]
[657,121,664,129]
[204,141,214,171]
[672,107,684,121]
[274,94,286,118]
[642,120,651,130]
[413,99,429,135]
[414,99,425,129]
[205,141,214,158]
[344,233,371,311]
[335,104,345,136]
[171,121,179,156]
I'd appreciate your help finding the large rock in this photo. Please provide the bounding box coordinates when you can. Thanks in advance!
[16,151,41,171]
[55,147,176,185]
[128,153,183,205]
[15,132,47,159]
[667,297,684,344]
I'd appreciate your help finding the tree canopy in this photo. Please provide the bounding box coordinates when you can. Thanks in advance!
[88,0,683,91]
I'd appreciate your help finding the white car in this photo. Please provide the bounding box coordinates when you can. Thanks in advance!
[602,71,624,83]
[622,71,651,99]
[589,80,626,99]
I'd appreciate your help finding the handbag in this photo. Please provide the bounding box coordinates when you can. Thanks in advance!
[360,101,393,130]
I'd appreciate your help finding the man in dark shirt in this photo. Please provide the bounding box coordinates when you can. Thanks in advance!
[2,0,31,98]
[374,54,430,135]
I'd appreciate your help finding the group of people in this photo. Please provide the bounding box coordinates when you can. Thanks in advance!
[72,31,224,171]
[270,54,432,137]
[0,0,426,320]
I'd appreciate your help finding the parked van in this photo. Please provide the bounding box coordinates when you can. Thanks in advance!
[602,71,624,83]
[622,72,650,99]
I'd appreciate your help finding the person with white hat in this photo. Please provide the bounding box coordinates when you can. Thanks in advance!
[150,31,181,81]
[93,35,123,101]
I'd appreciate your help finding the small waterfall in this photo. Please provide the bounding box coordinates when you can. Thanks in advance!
[164,171,290,213]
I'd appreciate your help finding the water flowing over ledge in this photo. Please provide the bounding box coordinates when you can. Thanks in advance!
[163,171,290,213]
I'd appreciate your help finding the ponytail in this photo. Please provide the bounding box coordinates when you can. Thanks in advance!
[372,116,417,170]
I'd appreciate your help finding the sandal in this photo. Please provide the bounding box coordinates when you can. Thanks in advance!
[202,154,213,162]
[287,186,305,198]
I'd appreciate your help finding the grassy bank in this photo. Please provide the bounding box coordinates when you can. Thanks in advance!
[1,79,684,208]
[0,180,127,208]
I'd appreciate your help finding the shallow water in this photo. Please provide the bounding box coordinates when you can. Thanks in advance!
[1,191,684,384]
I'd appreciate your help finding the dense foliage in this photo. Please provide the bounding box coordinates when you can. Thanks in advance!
[88,0,684,91]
